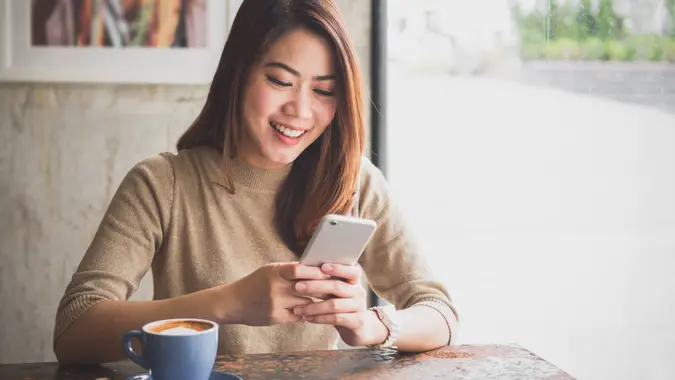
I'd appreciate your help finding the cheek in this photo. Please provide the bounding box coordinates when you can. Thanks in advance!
[313,101,337,131]
[244,81,281,123]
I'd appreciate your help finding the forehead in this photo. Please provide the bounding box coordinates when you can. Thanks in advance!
[263,27,336,75]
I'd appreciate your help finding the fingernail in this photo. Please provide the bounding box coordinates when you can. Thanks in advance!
[322,264,333,273]
[295,282,306,291]
[305,316,314,322]
[294,307,304,316]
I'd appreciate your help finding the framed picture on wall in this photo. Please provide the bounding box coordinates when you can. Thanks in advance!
[0,0,242,84]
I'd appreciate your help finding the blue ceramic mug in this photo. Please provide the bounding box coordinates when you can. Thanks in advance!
[123,318,219,380]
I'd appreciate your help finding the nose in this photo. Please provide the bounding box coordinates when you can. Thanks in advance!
[284,88,312,120]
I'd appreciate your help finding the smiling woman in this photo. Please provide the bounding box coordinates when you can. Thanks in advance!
[52,0,458,364]
[238,29,339,169]
[264,59,336,144]
[176,0,366,253]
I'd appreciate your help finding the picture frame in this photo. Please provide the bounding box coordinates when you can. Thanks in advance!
[0,0,242,84]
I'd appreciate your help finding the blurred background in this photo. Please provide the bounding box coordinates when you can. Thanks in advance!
[385,1,675,379]
[1,1,674,379]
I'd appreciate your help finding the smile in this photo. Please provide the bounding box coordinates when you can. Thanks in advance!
[270,121,308,139]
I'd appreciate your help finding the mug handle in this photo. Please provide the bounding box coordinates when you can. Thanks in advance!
[123,330,149,369]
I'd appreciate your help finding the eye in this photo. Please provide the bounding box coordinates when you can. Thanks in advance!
[314,89,334,97]
[266,75,292,87]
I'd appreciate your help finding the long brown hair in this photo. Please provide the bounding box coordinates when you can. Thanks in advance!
[176,0,365,254]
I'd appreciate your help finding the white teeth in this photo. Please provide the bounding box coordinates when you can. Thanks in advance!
[270,122,306,138]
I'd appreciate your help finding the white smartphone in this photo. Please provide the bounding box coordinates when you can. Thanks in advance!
[299,214,377,267]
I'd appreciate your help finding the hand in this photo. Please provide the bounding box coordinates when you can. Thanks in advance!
[229,262,331,326]
[291,263,388,347]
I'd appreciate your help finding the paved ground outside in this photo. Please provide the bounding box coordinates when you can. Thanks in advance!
[505,61,675,115]
[384,61,675,380]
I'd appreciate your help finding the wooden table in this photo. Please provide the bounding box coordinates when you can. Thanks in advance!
[0,345,575,379]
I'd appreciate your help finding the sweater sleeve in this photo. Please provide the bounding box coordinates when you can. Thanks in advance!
[356,157,459,343]
[53,154,174,343]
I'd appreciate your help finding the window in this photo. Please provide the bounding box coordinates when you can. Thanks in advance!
[383,1,675,379]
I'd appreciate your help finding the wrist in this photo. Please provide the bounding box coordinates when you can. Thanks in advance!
[209,282,244,325]
[366,304,402,349]
[365,309,390,346]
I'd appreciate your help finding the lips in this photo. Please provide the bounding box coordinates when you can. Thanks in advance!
[269,121,308,139]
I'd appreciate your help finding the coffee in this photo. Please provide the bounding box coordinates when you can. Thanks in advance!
[148,320,213,335]
[124,318,219,380]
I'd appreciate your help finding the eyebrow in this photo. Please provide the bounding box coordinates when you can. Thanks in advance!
[264,61,336,81]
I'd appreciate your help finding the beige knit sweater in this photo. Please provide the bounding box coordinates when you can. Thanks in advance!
[54,146,457,354]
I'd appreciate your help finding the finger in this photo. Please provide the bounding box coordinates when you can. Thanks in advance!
[274,296,315,324]
[277,309,305,324]
[283,295,316,309]
[293,297,363,317]
[278,263,332,281]
[299,293,333,301]
[295,280,359,299]
[304,312,363,329]
[320,263,361,284]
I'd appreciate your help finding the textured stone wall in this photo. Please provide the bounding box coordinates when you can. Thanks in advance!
[0,0,370,363]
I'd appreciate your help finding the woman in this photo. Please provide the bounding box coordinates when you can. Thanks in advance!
[53,0,458,364]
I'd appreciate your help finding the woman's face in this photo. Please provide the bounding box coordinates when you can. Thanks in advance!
[239,27,338,169]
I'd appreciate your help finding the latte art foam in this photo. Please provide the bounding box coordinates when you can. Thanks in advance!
[148,320,213,335]
[160,326,201,335]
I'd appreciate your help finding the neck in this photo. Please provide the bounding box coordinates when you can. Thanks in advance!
[244,155,291,171]
[221,152,292,193]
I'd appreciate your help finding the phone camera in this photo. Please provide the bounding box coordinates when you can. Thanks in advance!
[330,221,339,226]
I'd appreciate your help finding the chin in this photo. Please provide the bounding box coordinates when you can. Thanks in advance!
[265,150,302,167]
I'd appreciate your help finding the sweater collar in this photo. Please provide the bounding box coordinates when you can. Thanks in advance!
[201,146,292,193]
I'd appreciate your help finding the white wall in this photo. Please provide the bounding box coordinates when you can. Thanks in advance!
[386,66,675,380]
